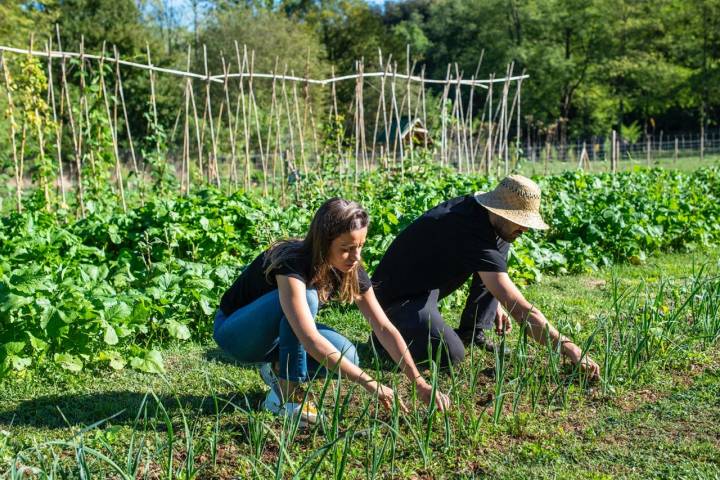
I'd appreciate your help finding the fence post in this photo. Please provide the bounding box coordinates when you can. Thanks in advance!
[611,130,617,173]
[674,137,678,166]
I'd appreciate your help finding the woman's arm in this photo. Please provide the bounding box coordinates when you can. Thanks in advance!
[356,287,451,411]
[277,275,407,411]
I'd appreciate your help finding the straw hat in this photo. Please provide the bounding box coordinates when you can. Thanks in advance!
[474,175,549,230]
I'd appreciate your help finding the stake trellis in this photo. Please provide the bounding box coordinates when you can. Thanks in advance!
[0,42,527,213]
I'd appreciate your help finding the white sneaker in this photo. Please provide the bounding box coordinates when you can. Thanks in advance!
[262,389,320,427]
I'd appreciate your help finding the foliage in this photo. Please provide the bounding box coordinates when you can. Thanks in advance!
[1,165,719,377]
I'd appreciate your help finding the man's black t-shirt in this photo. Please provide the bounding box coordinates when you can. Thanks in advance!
[219,244,373,316]
[372,195,509,305]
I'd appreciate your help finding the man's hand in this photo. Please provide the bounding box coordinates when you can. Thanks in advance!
[494,304,512,335]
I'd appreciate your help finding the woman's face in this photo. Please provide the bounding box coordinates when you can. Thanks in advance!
[328,227,368,273]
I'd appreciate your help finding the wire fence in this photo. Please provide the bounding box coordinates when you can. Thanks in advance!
[523,130,720,168]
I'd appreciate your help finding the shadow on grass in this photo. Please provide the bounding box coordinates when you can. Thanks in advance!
[0,387,267,430]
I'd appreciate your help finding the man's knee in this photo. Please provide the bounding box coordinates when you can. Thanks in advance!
[445,339,465,366]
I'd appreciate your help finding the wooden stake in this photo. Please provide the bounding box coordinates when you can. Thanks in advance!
[99,43,127,212]
[1,53,22,212]
[234,42,252,190]
[202,45,220,186]
[55,27,84,217]
[221,54,238,189]
[46,40,66,208]
[114,45,143,205]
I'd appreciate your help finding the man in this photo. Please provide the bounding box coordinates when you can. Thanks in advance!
[371,174,600,378]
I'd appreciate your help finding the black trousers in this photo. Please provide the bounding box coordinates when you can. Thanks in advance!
[373,273,498,367]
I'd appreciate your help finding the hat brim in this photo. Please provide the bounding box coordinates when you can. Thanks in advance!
[475,191,550,230]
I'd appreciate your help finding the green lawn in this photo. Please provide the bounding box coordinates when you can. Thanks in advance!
[513,153,720,176]
[1,248,719,479]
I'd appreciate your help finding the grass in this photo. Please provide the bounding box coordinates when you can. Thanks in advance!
[512,153,720,176]
[1,248,719,478]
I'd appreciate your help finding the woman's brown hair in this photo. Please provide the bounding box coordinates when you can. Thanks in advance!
[264,198,370,303]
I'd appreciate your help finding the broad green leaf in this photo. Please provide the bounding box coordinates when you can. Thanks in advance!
[103,325,119,345]
[54,353,83,372]
[199,298,214,316]
[166,320,191,340]
[130,350,165,374]
[27,332,48,352]
[98,351,125,370]
[3,342,26,355]
[9,355,31,371]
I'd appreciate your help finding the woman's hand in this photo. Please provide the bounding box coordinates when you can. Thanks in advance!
[564,343,600,380]
[373,383,408,413]
[416,381,451,412]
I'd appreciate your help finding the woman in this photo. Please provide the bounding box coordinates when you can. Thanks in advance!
[214,198,450,425]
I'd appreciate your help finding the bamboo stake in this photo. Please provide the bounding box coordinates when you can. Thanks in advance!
[247,49,267,195]
[370,50,384,168]
[467,52,484,172]
[221,54,239,189]
[1,52,22,212]
[180,50,191,194]
[453,64,465,171]
[515,72,523,168]
[55,27,84,217]
[485,73,494,177]
[405,46,413,162]
[114,45,143,205]
[330,65,343,170]
[266,60,279,194]
[420,66,427,152]
[182,73,190,194]
[202,45,220,186]
[212,89,225,185]
[281,65,297,179]
[46,40,66,208]
[99,43,127,212]
[354,61,361,185]
[33,107,50,210]
[390,62,404,176]
[79,37,96,192]
[290,69,306,177]
[301,49,317,174]
[147,43,167,188]
[234,42,251,190]
[439,64,452,167]
[359,60,368,172]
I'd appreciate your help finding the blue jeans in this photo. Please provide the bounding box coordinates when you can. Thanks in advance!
[214,288,359,382]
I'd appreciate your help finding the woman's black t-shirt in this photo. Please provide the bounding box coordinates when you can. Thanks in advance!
[219,246,372,316]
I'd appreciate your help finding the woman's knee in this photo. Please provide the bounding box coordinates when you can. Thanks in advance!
[339,341,359,366]
[305,289,319,316]
[319,326,359,366]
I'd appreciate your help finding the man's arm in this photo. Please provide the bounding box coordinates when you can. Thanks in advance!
[479,271,600,378]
